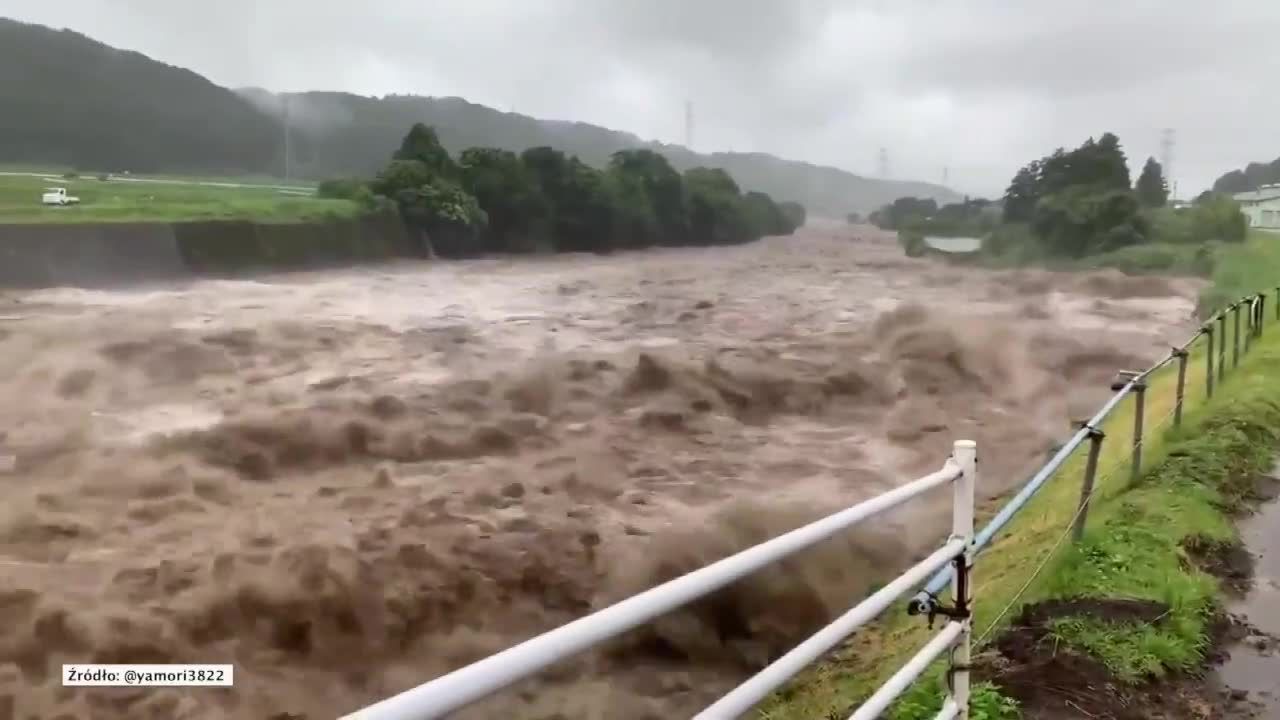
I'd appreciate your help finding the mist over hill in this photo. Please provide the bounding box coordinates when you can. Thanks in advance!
[1,17,958,215]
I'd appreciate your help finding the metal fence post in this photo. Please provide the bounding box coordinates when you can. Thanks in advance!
[1219,312,1227,382]
[1173,348,1189,428]
[949,439,976,720]
[1245,298,1254,353]
[1131,378,1147,483]
[1112,371,1146,483]
[1072,426,1105,541]
[1233,301,1242,368]
[1205,325,1215,398]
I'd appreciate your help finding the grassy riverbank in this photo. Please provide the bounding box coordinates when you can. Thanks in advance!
[1199,229,1280,316]
[760,272,1280,717]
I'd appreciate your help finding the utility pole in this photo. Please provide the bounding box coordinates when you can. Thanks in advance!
[878,147,890,179]
[942,165,949,185]
[1160,128,1175,199]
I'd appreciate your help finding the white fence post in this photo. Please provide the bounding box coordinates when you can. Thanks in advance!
[950,440,977,719]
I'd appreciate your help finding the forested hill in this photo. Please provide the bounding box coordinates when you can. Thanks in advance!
[0,18,279,174]
[239,89,958,214]
[0,17,958,214]
[1212,156,1280,194]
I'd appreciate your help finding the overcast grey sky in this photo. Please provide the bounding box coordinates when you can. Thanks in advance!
[5,0,1279,197]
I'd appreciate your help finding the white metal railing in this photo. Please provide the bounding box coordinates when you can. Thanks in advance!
[343,440,977,720]
[345,287,1278,719]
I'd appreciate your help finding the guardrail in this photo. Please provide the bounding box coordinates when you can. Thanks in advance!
[910,288,1270,619]
[345,443,977,719]
[345,287,1276,720]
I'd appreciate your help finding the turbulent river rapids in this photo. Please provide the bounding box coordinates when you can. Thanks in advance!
[0,222,1203,719]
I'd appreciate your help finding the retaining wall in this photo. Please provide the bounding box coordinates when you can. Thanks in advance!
[0,213,419,289]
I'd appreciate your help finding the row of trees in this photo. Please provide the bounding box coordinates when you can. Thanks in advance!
[324,124,804,257]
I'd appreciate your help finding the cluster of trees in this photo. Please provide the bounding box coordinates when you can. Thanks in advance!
[1000,133,1242,258]
[325,124,804,257]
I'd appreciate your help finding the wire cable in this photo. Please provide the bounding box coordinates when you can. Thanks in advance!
[972,402,1178,645]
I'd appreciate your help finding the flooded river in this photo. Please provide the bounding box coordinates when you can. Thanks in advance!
[0,222,1203,719]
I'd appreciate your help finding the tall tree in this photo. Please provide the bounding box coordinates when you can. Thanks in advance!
[1135,157,1170,208]
[1031,187,1146,257]
[394,178,487,257]
[393,123,456,178]
[605,167,660,249]
[741,191,790,237]
[685,167,751,245]
[459,147,549,252]
[1003,134,1133,223]
[375,126,485,257]
[608,149,688,245]
[779,202,807,230]
[520,147,617,253]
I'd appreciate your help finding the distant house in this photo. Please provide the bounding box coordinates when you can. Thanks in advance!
[1233,185,1280,230]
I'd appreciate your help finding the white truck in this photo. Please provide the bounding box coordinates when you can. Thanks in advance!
[41,187,80,206]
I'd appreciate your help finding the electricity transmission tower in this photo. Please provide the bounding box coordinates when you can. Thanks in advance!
[1159,128,1175,198]
[878,148,889,179]
[685,101,694,149]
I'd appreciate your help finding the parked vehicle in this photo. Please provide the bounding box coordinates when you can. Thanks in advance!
[41,187,80,206]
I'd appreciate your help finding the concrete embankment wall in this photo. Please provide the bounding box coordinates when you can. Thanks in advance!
[0,213,419,289]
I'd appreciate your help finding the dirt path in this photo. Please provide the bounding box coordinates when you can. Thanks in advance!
[0,223,1204,719]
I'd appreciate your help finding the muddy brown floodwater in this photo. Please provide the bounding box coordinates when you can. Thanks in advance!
[0,222,1204,720]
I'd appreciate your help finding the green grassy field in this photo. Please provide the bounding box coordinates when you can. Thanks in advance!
[759,237,1280,718]
[0,171,354,224]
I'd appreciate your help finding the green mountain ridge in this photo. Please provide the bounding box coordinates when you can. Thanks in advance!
[1,16,959,215]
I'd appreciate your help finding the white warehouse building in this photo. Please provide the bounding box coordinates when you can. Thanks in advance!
[1234,185,1280,230]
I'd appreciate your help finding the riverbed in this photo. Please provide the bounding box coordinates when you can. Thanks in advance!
[0,222,1203,719]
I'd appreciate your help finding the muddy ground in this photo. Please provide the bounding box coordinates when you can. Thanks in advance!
[982,474,1280,720]
[0,222,1204,719]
